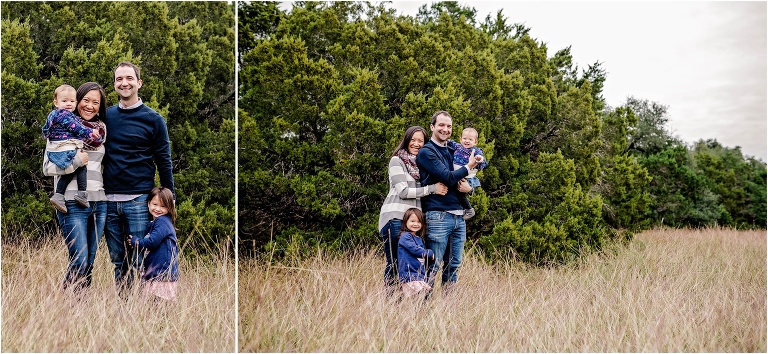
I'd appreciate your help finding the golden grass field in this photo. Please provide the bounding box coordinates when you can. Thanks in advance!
[1,236,235,352]
[239,228,766,352]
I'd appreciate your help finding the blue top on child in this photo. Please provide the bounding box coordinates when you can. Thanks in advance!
[42,109,103,170]
[41,108,95,142]
[130,215,180,282]
[448,140,487,169]
[397,231,435,283]
[448,139,488,181]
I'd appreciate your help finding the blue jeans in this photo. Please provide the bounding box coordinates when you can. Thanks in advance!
[57,200,106,292]
[105,195,149,294]
[425,211,466,286]
[466,176,481,189]
[380,219,402,289]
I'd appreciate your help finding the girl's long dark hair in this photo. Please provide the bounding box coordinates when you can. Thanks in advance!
[399,207,425,238]
[391,126,427,157]
[75,82,107,121]
[149,186,177,225]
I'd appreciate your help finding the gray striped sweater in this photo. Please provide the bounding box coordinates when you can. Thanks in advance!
[377,156,435,232]
[42,140,107,201]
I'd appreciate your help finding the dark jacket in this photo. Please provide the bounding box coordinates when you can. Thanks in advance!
[416,139,469,212]
[103,104,174,195]
[397,232,434,282]
[41,109,94,142]
[130,215,179,281]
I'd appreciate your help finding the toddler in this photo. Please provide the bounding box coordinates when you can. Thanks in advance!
[397,208,434,298]
[127,187,180,301]
[448,127,488,219]
[42,84,104,212]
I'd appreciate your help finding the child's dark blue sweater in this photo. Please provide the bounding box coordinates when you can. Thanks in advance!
[103,104,175,195]
[130,215,179,282]
[416,139,469,212]
[397,232,434,282]
[41,109,94,141]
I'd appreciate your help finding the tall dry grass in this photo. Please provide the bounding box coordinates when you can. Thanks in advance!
[2,235,235,352]
[239,228,766,352]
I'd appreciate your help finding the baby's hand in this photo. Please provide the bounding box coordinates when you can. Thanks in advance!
[475,155,485,163]
[90,130,101,140]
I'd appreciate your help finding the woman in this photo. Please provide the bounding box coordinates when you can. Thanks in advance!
[377,126,447,294]
[43,82,108,293]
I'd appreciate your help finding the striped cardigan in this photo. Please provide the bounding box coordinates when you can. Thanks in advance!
[42,140,107,201]
[377,156,436,232]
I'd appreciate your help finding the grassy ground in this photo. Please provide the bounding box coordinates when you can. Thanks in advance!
[2,236,235,352]
[239,228,766,352]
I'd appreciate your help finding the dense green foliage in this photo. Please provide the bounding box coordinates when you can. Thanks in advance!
[623,98,767,229]
[238,1,766,264]
[1,2,235,256]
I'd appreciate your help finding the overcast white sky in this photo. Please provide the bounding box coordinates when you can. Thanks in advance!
[279,1,767,161]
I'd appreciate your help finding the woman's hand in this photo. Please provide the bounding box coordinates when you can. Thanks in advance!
[433,182,448,196]
[77,149,89,165]
[458,179,473,193]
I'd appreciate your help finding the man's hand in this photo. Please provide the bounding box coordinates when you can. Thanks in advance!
[458,179,473,193]
[466,150,478,170]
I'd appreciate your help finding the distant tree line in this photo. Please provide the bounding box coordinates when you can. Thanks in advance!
[1,2,236,257]
[238,1,766,264]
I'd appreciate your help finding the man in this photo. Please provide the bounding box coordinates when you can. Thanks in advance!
[103,61,175,295]
[416,110,477,292]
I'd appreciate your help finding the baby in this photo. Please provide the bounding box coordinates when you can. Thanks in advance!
[448,127,488,220]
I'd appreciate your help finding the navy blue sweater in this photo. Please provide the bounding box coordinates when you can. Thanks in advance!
[130,215,179,282]
[416,139,469,212]
[103,104,174,195]
[397,232,434,282]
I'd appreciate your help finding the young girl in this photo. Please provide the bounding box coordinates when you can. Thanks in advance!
[397,208,435,298]
[127,186,179,301]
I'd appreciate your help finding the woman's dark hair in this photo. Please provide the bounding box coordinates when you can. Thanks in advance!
[391,126,428,157]
[148,186,177,225]
[75,82,107,122]
[399,207,425,238]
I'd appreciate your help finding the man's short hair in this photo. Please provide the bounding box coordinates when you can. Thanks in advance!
[430,110,452,126]
[114,61,141,81]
